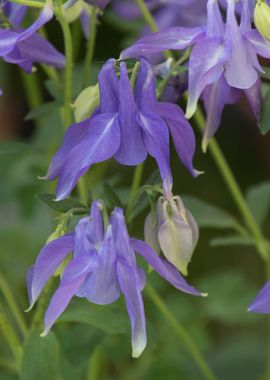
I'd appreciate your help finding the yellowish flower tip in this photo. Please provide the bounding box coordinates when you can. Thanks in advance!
[254,0,270,40]
[202,292,208,297]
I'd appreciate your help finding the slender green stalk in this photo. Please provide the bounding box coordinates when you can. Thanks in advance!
[126,163,144,218]
[21,72,43,109]
[82,6,97,88]
[146,285,216,380]
[192,105,269,261]
[9,0,44,8]
[0,303,22,368]
[0,273,27,337]
[86,345,103,380]
[54,1,73,128]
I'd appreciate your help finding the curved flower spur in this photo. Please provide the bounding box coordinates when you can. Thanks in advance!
[27,201,205,358]
[45,57,198,201]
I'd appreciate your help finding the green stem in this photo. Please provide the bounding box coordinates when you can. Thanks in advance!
[82,6,97,88]
[9,0,44,8]
[54,1,73,128]
[126,163,144,218]
[192,105,269,261]
[86,345,103,380]
[21,72,43,109]
[0,303,22,368]
[146,285,216,380]
[0,273,28,337]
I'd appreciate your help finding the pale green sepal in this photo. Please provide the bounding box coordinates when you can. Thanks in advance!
[73,84,100,122]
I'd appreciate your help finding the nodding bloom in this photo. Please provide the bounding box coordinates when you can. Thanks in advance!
[0,0,65,84]
[144,194,199,276]
[46,57,198,201]
[27,201,204,358]
[121,0,270,150]
[248,280,270,314]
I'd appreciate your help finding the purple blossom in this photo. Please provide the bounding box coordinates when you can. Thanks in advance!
[121,0,270,149]
[27,201,203,357]
[46,57,197,200]
[0,0,65,80]
[248,280,270,314]
[2,0,27,27]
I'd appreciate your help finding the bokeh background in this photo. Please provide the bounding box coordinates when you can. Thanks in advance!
[1,3,270,380]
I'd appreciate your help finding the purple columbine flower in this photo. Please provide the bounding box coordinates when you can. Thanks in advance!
[46,57,198,201]
[248,280,270,314]
[121,0,270,149]
[0,0,65,80]
[27,201,204,358]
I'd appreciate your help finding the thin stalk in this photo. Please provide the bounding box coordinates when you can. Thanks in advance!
[9,0,44,8]
[86,345,103,380]
[146,285,216,380]
[0,303,22,368]
[192,105,269,261]
[21,72,43,109]
[82,6,97,88]
[126,163,144,218]
[54,1,73,128]
[0,273,28,337]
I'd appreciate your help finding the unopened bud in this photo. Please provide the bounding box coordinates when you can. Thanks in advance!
[73,84,100,122]
[254,0,270,40]
[144,195,199,276]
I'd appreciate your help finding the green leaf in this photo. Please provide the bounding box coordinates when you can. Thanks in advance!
[181,195,239,230]
[58,300,129,334]
[210,235,254,247]
[20,330,61,380]
[259,89,270,135]
[36,193,87,214]
[246,181,270,226]
[25,101,60,121]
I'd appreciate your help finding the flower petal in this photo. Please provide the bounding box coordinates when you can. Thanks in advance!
[42,252,98,335]
[244,77,262,123]
[248,281,270,314]
[117,257,146,358]
[83,225,121,304]
[130,238,203,296]
[98,59,119,113]
[186,36,225,119]
[29,233,75,308]
[244,30,270,59]
[157,102,197,177]
[17,32,65,68]
[114,62,147,165]
[120,26,206,59]
[55,113,120,200]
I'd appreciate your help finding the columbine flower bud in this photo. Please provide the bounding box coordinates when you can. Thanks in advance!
[254,0,270,40]
[144,195,199,276]
[73,84,100,122]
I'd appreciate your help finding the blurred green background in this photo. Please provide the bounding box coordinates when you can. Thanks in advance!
[1,6,270,380]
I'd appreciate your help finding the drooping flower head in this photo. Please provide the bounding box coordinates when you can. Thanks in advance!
[46,57,198,201]
[121,0,270,149]
[27,201,204,357]
[0,0,65,82]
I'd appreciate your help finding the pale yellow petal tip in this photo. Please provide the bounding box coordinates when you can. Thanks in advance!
[37,175,46,180]
[202,292,208,298]
[202,138,209,154]
[40,330,49,338]
[24,304,34,313]
[194,169,204,177]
